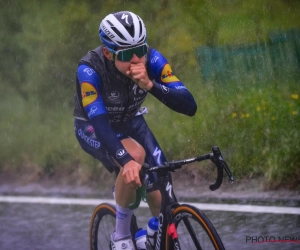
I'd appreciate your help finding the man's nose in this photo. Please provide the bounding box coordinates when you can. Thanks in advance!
[130,53,140,63]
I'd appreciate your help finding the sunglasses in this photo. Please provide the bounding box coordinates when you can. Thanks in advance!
[107,43,148,62]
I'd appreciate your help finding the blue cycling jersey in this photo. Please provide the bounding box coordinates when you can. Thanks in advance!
[74,46,197,167]
[76,48,191,120]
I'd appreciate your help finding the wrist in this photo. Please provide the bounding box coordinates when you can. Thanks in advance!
[118,153,134,167]
[145,80,153,91]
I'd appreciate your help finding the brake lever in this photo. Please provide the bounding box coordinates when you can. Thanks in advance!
[220,159,234,182]
[211,146,234,183]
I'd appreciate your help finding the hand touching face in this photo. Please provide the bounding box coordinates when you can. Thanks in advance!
[126,62,153,90]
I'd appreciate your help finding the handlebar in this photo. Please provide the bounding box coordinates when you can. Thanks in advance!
[142,146,234,191]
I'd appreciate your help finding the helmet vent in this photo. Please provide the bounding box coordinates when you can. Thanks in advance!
[137,37,144,44]
[139,21,142,37]
[118,41,130,46]
[126,24,135,38]
[107,20,114,26]
[111,27,126,41]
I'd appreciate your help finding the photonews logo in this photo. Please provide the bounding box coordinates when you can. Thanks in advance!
[246,235,300,245]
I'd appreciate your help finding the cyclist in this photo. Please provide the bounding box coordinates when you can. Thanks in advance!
[73,11,197,250]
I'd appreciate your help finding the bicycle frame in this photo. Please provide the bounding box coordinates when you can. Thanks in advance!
[142,146,234,250]
[155,170,180,250]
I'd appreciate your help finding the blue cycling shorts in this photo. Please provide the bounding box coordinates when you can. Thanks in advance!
[74,115,169,192]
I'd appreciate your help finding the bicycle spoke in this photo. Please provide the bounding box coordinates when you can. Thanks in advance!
[97,214,115,250]
[177,218,218,249]
[182,216,203,250]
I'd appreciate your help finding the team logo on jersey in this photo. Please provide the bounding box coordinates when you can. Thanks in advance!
[116,149,127,159]
[161,85,169,94]
[81,82,97,107]
[87,106,97,117]
[160,64,179,83]
[151,56,159,63]
[107,91,120,100]
[83,68,95,76]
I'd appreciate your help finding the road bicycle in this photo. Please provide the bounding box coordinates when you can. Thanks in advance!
[90,146,234,250]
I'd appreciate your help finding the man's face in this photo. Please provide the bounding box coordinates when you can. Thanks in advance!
[103,45,147,76]
[114,52,146,76]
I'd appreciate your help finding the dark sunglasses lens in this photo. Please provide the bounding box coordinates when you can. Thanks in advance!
[134,45,148,57]
[117,45,147,61]
[117,51,131,61]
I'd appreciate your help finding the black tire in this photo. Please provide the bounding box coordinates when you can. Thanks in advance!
[89,203,139,250]
[166,204,225,250]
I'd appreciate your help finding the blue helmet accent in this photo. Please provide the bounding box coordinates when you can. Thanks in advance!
[99,29,118,49]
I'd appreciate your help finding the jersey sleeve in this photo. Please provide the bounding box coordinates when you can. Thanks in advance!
[77,64,107,119]
[148,49,185,89]
[147,49,197,116]
[77,64,134,167]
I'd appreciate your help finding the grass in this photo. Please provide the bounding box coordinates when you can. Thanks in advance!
[144,75,300,189]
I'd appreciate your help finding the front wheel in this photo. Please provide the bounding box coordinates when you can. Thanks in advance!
[89,203,139,250]
[166,204,225,250]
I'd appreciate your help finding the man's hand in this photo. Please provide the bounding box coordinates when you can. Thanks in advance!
[122,160,142,189]
[126,63,153,90]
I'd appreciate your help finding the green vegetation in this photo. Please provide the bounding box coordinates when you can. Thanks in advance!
[0,0,299,189]
[144,78,300,190]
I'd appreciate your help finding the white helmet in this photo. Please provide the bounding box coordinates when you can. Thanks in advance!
[99,11,147,48]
